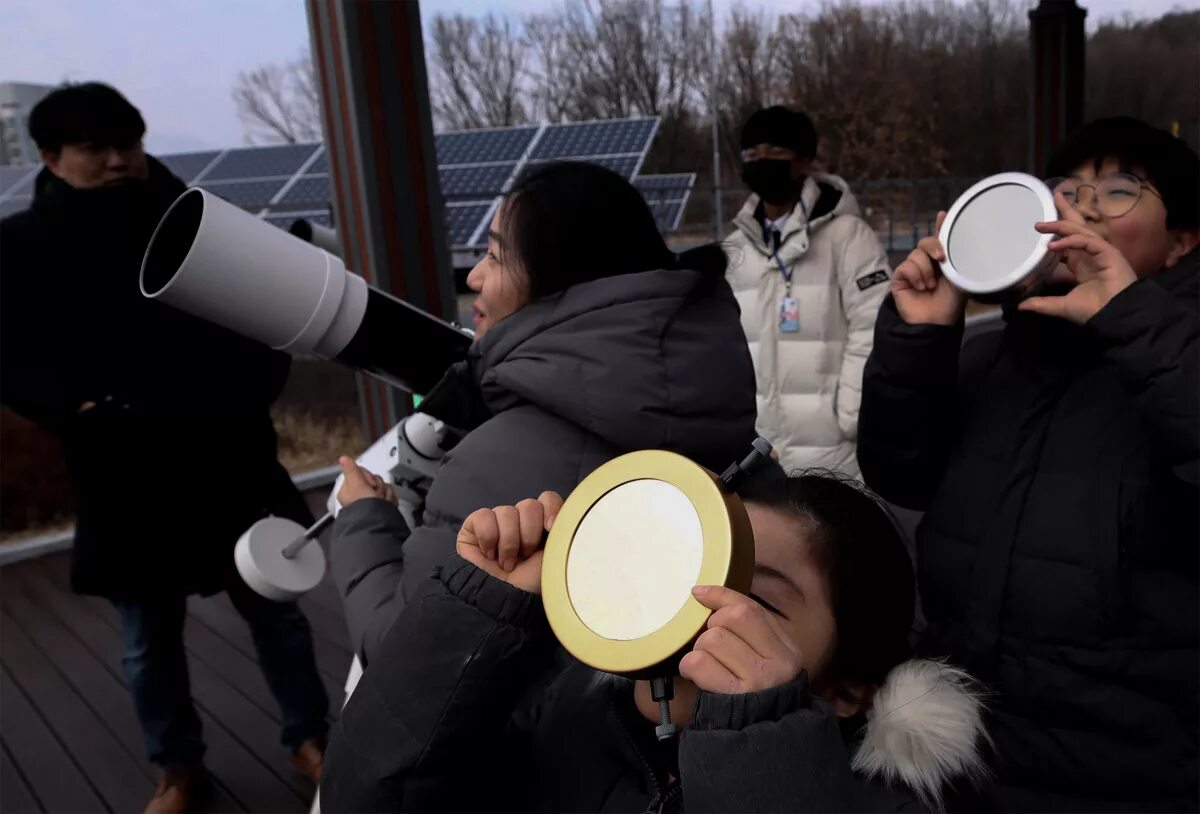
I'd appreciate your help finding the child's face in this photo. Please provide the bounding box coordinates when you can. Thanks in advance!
[739,502,838,687]
[1058,158,1184,277]
[636,502,840,729]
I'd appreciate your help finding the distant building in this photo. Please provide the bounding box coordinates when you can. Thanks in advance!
[0,82,53,167]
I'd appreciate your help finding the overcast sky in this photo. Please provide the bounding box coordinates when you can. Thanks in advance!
[2,0,1193,155]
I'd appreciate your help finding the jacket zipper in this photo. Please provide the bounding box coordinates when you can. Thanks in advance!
[647,783,683,814]
[610,699,681,813]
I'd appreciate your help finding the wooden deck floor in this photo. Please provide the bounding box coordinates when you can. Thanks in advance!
[0,496,351,813]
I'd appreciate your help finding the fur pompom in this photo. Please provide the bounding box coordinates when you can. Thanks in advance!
[851,659,989,809]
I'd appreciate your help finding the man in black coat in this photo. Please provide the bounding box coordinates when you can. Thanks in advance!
[0,83,329,813]
[858,117,1199,811]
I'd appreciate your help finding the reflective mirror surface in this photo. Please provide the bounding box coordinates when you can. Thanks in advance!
[948,182,1043,284]
[566,479,704,641]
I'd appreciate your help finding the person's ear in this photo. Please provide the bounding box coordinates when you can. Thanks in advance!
[823,678,876,718]
[1164,228,1200,268]
[40,148,63,175]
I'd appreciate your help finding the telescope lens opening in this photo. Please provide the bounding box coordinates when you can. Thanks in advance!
[142,188,204,297]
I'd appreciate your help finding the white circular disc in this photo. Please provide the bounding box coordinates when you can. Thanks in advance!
[234,516,326,602]
[566,479,704,641]
[939,172,1058,296]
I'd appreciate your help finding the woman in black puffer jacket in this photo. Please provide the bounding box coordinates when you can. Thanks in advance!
[331,162,758,664]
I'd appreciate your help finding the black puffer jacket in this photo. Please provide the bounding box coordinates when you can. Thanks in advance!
[322,559,925,813]
[858,251,1199,812]
[0,160,311,598]
[331,268,758,663]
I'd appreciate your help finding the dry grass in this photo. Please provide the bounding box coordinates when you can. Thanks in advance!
[0,404,364,544]
[272,407,365,474]
[0,411,75,542]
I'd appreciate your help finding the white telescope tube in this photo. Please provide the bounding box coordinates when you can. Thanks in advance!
[140,188,363,358]
[289,218,342,259]
[140,188,473,395]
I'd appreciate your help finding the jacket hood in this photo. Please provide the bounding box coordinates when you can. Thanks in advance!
[733,171,863,254]
[470,267,758,472]
[852,659,989,810]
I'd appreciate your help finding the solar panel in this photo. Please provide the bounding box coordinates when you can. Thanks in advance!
[635,173,695,232]
[634,173,695,192]
[436,126,539,165]
[645,199,683,232]
[153,116,662,251]
[439,163,517,199]
[3,169,37,198]
[523,155,641,180]
[265,211,332,231]
[159,151,221,183]
[445,201,493,246]
[307,151,330,175]
[275,175,332,210]
[198,178,288,209]
[0,198,31,219]
[203,144,320,181]
[530,119,656,161]
[0,166,37,196]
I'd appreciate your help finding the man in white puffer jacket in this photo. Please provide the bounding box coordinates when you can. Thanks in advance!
[726,107,891,477]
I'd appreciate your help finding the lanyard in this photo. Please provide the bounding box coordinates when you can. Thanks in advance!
[767,197,810,296]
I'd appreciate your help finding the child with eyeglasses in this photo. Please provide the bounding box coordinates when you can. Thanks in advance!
[858,116,1199,811]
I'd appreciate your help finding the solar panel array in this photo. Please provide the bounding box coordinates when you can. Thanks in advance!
[635,173,697,232]
[0,116,697,243]
[0,165,38,219]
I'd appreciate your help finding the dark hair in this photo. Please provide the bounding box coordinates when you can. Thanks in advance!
[500,161,727,299]
[28,82,146,153]
[737,463,915,688]
[1045,116,1200,231]
[740,106,819,159]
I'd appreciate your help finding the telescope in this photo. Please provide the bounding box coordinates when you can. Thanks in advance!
[288,218,342,258]
[140,188,474,602]
[141,188,473,396]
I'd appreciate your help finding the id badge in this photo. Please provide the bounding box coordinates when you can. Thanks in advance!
[779,296,800,333]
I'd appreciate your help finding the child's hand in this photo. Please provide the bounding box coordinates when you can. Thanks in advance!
[680,586,805,695]
[337,456,395,506]
[456,491,563,593]
[1020,190,1138,325]
[891,211,968,326]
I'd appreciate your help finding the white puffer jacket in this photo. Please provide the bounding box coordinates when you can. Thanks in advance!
[725,173,890,477]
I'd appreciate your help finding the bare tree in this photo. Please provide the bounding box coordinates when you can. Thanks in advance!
[226,3,1198,186]
[526,0,707,122]
[232,52,323,144]
[1088,10,1200,136]
[708,6,787,171]
[428,13,530,130]
[525,12,576,122]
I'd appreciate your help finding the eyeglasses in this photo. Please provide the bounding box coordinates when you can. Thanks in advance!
[1045,172,1162,219]
[741,145,796,162]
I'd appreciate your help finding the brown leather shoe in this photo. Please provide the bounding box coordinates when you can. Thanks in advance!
[143,764,208,814]
[291,738,325,784]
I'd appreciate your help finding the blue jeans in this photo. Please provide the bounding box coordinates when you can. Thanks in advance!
[113,579,330,768]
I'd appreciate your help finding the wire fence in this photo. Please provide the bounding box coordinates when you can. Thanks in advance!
[679,176,981,253]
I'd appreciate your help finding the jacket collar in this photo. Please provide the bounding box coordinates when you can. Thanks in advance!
[30,155,185,229]
[733,172,855,256]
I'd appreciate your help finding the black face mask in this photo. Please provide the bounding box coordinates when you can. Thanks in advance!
[741,159,798,206]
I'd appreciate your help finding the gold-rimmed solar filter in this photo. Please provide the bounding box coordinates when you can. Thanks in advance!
[541,450,755,678]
